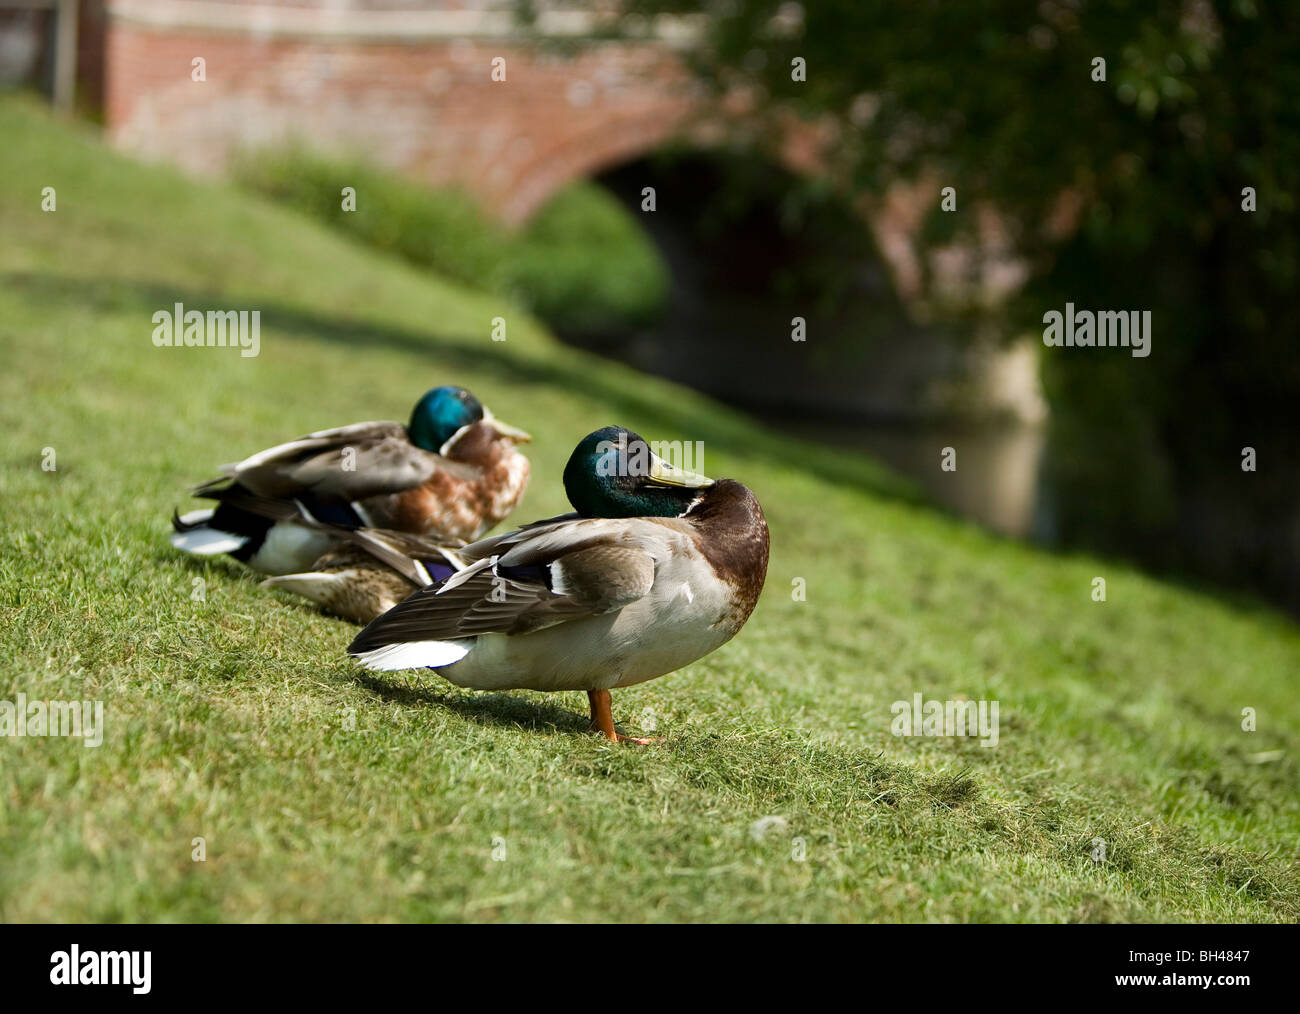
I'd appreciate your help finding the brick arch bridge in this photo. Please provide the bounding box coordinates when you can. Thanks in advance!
[87,0,1042,431]
[93,0,1008,304]
[99,0,718,225]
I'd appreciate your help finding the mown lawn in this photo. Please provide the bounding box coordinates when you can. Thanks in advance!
[1,96,1297,922]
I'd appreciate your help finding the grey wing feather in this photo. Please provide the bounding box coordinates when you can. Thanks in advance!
[345,528,466,585]
[278,435,438,499]
[349,523,658,652]
[196,421,478,500]
[452,512,582,564]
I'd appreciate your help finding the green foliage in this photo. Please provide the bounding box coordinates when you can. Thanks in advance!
[625,0,1300,608]
[233,147,667,338]
[233,146,509,290]
[506,182,669,336]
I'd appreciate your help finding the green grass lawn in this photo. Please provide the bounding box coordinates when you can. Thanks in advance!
[1,96,1297,922]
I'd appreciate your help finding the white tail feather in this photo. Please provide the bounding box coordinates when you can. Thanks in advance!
[350,639,472,671]
[177,508,215,526]
[170,526,247,555]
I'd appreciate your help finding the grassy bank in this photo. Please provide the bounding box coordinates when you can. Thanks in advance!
[1,96,1297,922]
[233,147,669,338]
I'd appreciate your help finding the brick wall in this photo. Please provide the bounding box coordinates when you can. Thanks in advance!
[100,0,698,223]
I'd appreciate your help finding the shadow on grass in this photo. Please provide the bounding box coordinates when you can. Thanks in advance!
[153,546,599,736]
[33,271,1296,631]
[355,673,592,737]
[4,270,919,506]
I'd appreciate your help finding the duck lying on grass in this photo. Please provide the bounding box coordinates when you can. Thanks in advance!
[179,487,466,624]
[348,426,770,743]
[258,519,469,625]
[169,385,530,575]
[260,537,460,626]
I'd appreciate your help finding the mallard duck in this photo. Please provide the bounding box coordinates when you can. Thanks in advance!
[261,526,467,625]
[170,385,530,575]
[348,426,770,743]
[178,486,466,623]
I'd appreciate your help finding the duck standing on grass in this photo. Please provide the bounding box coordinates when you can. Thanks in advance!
[169,385,530,575]
[348,426,770,743]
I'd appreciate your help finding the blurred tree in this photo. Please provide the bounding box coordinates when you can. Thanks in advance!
[614,0,1300,607]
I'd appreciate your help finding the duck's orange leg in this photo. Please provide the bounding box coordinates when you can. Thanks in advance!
[587,689,660,745]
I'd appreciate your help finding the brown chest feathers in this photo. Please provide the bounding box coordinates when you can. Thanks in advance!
[687,478,770,630]
[366,443,529,543]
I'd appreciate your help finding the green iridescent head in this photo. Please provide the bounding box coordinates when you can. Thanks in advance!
[408,386,531,454]
[563,426,714,518]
